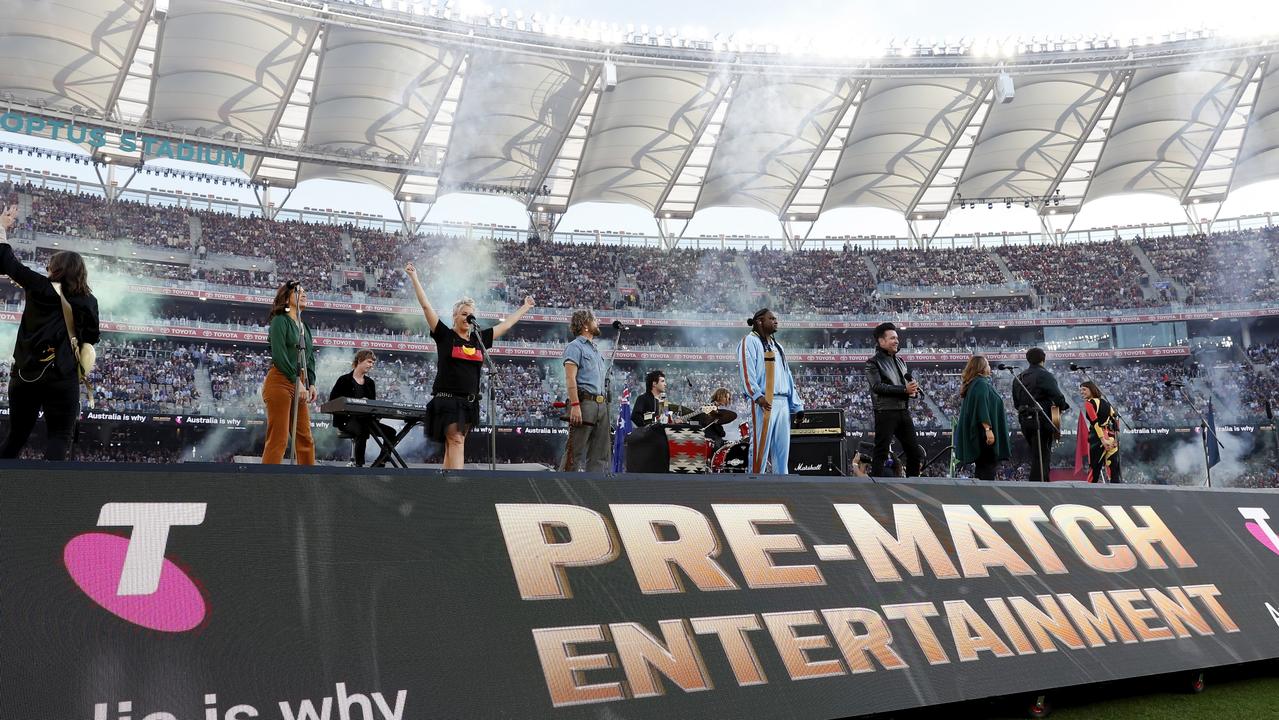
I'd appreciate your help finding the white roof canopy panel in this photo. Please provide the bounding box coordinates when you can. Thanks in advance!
[304,28,460,160]
[149,0,317,140]
[696,75,855,215]
[570,66,728,211]
[1233,56,1279,190]
[438,50,592,190]
[1086,58,1252,201]
[823,77,987,213]
[296,162,400,193]
[0,0,148,113]
[959,71,1116,200]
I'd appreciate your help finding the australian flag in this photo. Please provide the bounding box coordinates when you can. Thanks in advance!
[612,388,633,473]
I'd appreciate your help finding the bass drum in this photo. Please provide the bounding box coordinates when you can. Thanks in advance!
[711,439,750,473]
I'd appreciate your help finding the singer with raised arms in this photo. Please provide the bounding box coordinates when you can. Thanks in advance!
[738,309,803,474]
[404,262,534,469]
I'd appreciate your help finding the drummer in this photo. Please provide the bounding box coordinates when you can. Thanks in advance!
[703,387,732,445]
[632,370,666,427]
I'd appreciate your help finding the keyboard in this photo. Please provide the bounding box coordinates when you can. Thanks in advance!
[320,397,430,421]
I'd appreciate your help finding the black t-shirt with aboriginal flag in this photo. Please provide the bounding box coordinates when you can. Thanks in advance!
[431,320,494,396]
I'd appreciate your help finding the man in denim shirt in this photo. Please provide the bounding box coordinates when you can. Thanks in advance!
[561,309,611,471]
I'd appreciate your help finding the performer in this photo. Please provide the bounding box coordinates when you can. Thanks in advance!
[1080,380,1122,483]
[704,387,732,445]
[562,309,611,472]
[328,350,395,467]
[953,355,1010,480]
[261,281,317,465]
[405,263,534,470]
[738,309,803,474]
[865,322,923,477]
[1012,347,1069,482]
[632,370,666,428]
[0,203,99,460]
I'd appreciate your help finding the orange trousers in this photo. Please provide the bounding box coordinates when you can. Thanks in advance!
[261,365,315,465]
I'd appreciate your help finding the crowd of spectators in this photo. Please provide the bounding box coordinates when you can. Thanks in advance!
[872,246,999,287]
[882,296,1032,314]
[13,185,1279,317]
[85,340,200,413]
[1140,228,1279,305]
[1238,341,1279,421]
[28,189,190,249]
[745,249,876,315]
[195,210,345,291]
[996,239,1155,311]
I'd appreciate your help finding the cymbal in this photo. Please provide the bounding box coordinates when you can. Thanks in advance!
[691,408,738,425]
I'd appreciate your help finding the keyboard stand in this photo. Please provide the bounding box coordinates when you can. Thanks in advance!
[368,420,421,469]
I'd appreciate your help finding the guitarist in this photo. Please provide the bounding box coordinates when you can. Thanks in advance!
[0,203,99,461]
[1013,347,1070,482]
[632,370,666,428]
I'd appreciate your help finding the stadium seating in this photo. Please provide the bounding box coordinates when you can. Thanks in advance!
[11,184,1278,316]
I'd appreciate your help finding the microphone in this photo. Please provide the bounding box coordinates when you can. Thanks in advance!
[903,371,913,382]
[612,320,632,331]
[465,313,479,326]
[1069,363,1092,371]
[997,363,1018,371]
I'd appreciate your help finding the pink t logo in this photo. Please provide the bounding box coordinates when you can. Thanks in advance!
[1240,507,1279,557]
[64,503,208,632]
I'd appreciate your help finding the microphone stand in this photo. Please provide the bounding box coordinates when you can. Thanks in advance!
[903,372,953,477]
[602,323,626,407]
[1004,367,1060,483]
[1169,383,1225,487]
[287,319,307,465]
[600,323,626,445]
[470,318,498,471]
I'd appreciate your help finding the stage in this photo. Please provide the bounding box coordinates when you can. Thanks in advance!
[4,463,1279,720]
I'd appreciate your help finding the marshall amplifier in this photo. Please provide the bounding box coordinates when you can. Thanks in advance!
[789,408,846,475]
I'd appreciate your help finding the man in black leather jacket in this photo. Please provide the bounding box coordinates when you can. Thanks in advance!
[865,322,923,477]
[1012,347,1070,482]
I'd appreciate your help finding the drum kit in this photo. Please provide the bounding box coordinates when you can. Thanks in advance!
[623,403,751,474]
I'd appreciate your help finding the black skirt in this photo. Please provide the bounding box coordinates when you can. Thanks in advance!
[426,394,480,442]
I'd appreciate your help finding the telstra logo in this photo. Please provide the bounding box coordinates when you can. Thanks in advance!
[63,503,208,632]
[1239,507,1279,557]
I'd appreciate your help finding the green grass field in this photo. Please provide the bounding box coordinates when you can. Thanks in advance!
[1052,678,1279,719]
[868,660,1279,719]
[1013,675,1279,719]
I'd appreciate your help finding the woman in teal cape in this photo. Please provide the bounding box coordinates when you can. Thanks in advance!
[954,355,1010,480]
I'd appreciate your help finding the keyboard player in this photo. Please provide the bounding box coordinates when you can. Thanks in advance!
[328,350,395,467]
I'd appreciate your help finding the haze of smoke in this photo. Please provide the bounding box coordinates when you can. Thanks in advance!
[184,426,244,463]
[0,322,17,362]
[86,265,161,325]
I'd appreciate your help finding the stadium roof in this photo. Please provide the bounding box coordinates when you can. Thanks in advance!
[1,0,1277,226]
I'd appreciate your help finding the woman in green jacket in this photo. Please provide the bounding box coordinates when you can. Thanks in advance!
[954,355,1010,480]
[261,281,317,464]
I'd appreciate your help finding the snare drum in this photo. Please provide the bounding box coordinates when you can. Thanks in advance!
[711,439,750,473]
